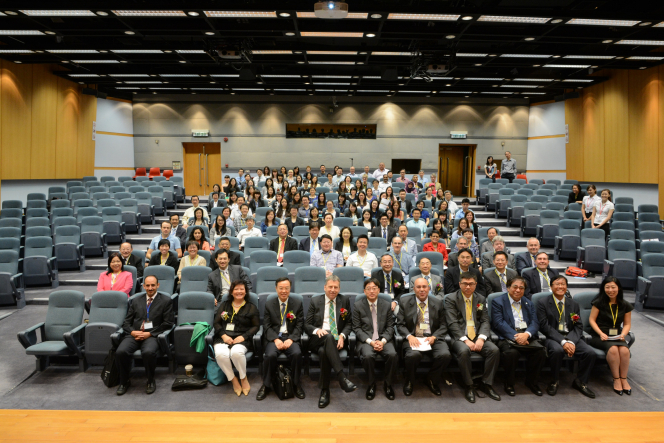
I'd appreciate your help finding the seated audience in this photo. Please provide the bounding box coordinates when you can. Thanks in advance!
[310,235,344,277]
[371,213,397,244]
[210,215,230,248]
[236,216,262,250]
[169,214,188,250]
[346,235,379,277]
[285,205,305,235]
[371,254,406,310]
[444,248,485,296]
[480,236,515,271]
[320,213,340,240]
[177,241,208,280]
[182,196,209,228]
[269,224,298,265]
[299,222,321,253]
[188,227,211,251]
[422,230,448,264]
[118,242,144,278]
[147,221,181,259]
[516,238,540,275]
[389,236,415,280]
[483,251,517,294]
[406,208,427,239]
[207,250,251,303]
[147,239,179,271]
[97,252,134,296]
[523,252,559,299]
[410,258,444,298]
[335,227,357,263]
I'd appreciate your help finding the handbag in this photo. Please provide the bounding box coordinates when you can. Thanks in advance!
[206,345,228,386]
[101,348,120,388]
[172,372,208,391]
[271,364,294,400]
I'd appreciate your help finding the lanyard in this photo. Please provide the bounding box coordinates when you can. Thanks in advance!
[357,252,368,267]
[160,255,167,265]
[394,252,403,270]
[230,301,245,323]
[599,201,608,216]
[417,300,428,319]
[512,302,523,321]
[220,269,231,286]
[537,269,550,284]
[495,269,506,284]
[610,303,619,328]
[553,296,564,323]
[111,273,118,288]
[279,301,288,324]
[146,298,152,320]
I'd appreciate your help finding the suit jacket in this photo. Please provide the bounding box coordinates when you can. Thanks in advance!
[490,292,539,340]
[147,252,179,272]
[410,273,444,297]
[484,268,518,294]
[263,295,304,344]
[206,265,251,301]
[447,252,480,270]
[397,199,413,216]
[352,297,395,343]
[444,266,486,296]
[304,294,352,339]
[334,240,357,255]
[516,252,536,275]
[370,225,397,245]
[210,250,241,271]
[523,267,560,299]
[269,236,299,255]
[285,217,305,235]
[481,251,516,272]
[173,226,188,250]
[213,299,260,349]
[299,236,322,253]
[371,269,406,302]
[537,294,584,345]
[122,292,174,336]
[444,290,491,342]
[208,200,224,213]
[396,294,447,339]
[122,253,144,278]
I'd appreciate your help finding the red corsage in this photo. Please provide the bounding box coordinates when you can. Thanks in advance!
[339,308,349,319]
[570,313,580,323]
[286,311,296,321]
[476,303,483,311]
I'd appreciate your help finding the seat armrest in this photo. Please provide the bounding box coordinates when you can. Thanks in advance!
[111,330,125,347]
[10,273,24,290]
[577,246,585,268]
[205,331,215,346]
[582,331,592,341]
[636,276,651,303]
[253,326,263,359]
[63,323,88,357]
[603,260,614,277]
[49,256,58,271]
[637,261,643,277]
[17,322,45,349]
[626,332,636,348]
[157,325,175,354]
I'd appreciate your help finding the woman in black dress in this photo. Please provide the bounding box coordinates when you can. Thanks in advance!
[588,277,633,395]
[213,280,259,397]
[146,239,178,271]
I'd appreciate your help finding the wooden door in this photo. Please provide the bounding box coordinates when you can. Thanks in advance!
[439,146,465,196]
[182,142,221,197]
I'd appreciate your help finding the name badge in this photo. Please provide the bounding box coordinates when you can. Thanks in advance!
[226,324,235,331]
[518,321,527,329]
[466,320,475,327]
[419,323,429,330]
[558,324,565,332]
[609,328,618,336]
[143,321,153,331]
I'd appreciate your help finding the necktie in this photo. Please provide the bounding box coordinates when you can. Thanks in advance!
[466,298,476,340]
[141,297,153,331]
[329,301,339,340]
[310,238,316,254]
[500,272,507,292]
[416,302,426,337]
[385,273,392,293]
[371,303,379,341]
[278,238,285,263]
[541,271,551,291]
[383,228,387,239]
[426,275,432,293]
[279,302,287,337]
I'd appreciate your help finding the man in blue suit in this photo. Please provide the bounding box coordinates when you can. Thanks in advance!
[490,276,545,397]
[299,222,321,254]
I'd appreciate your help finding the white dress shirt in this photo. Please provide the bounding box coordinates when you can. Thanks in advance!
[314,296,346,338]
[365,299,387,344]
[459,294,487,342]
[346,251,378,276]
[509,296,531,337]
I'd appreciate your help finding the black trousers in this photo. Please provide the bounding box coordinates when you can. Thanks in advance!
[309,334,346,389]
[544,338,596,384]
[450,339,500,387]
[262,341,302,387]
[402,339,451,384]
[501,173,515,183]
[594,223,610,239]
[497,339,545,386]
[358,342,398,386]
[115,335,160,385]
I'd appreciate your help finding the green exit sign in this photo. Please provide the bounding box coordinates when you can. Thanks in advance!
[450,131,467,139]
[192,129,209,137]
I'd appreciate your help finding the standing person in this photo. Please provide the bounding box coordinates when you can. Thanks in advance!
[591,188,614,238]
[582,185,600,222]
[568,184,586,206]
[500,151,517,183]
[484,156,497,182]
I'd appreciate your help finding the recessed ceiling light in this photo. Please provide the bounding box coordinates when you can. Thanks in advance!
[253,50,293,54]
[461,16,473,21]
[501,54,551,58]
[357,61,365,64]
[125,31,135,35]
[543,64,591,68]
[61,61,69,63]
[187,11,199,16]
[565,55,615,59]
[120,61,128,63]
[112,50,163,54]
[5,11,18,15]
[47,49,98,53]
[524,37,536,41]
[639,22,651,26]
[464,77,504,80]
[14,61,22,64]
[21,10,96,16]
[176,50,205,54]
[210,81,216,84]
[627,56,664,60]
[71,60,120,63]
[602,40,613,43]
[615,56,624,59]
[366,33,376,38]
[387,13,460,21]
[99,50,108,53]
[513,78,554,81]
[279,12,291,17]
[552,55,561,58]
[567,18,639,26]
[297,61,305,64]
[96,11,108,16]
[489,54,497,57]
[205,11,277,18]
[304,31,363,37]
[205,31,215,35]
[640,67,647,69]
[44,31,56,35]
[178,60,187,63]
[550,19,563,24]
[113,10,186,17]
[307,50,357,55]
[446,35,456,39]
[370,13,382,19]
[478,15,551,24]
[591,65,598,68]
[0,30,44,35]
[533,64,541,67]
[456,53,488,57]
[474,63,482,66]
[616,40,664,45]
[285,32,296,36]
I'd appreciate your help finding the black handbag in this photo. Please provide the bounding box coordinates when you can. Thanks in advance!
[101,348,120,388]
[272,365,294,400]
[172,371,208,391]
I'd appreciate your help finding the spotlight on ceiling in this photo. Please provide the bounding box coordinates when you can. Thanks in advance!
[314,1,349,19]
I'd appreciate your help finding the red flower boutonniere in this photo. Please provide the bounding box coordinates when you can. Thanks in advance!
[435,282,443,293]
[221,311,229,321]
[286,311,296,321]
[570,313,580,323]
[476,303,483,311]
[339,308,349,320]
[394,281,401,288]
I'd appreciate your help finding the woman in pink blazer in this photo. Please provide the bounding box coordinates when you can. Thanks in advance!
[97,252,134,296]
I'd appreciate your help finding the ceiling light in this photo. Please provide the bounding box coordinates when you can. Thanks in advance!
[371,51,417,56]
[371,14,382,19]
[562,79,594,82]
[47,49,98,53]
[297,61,305,64]
[474,64,482,66]
[113,10,186,16]
[314,82,350,85]
[160,74,200,77]
[279,12,291,17]
[176,50,205,53]
[551,19,563,24]
[187,11,199,16]
[442,91,472,94]
[357,90,390,92]
[163,50,173,53]
[388,13,459,20]
[482,92,513,94]
[309,61,356,64]
[543,64,591,68]
[71,60,120,63]
[501,55,553,60]
[513,78,554,81]
[20,10,95,16]
[567,18,640,26]
[13,61,22,64]
[464,77,504,80]
[99,50,109,53]
[262,75,301,78]
[191,88,225,90]
[524,37,536,41]
[602,40,613,44]
[313,75,352,78]
[307,51,358,55]
[96,11,108,16]
[461,16,473,21]
[124,31,135,35]
[627,56,664,60]
[552,55,561,58]
[564,55,615,59]
[616,40,664,45]
[0,50,33,53]
[446,84,452,86]
[399,90,431,93]
[150,88,182,90]
[365,33,376,38]
[4,11,18,15]
[477,15,551,24]
[501,85,539,88]
[274,89,306,91]
[446,35,456,39]
[125,81,162,84]
[205,11,277,18]
[112,74,150,77]
[285,32,296,36]
[533,64,541,67]
[68,74,100,77]
[205,31,215,35]
[640,67,648,69]
[119,61,128,63]
[296,11,367,19]
[456,53,488,57]
[233,88,264,91]
[639,22,652,26]
[44,31,56,35]
[253,50,294,54]
[112,50,163,54]
[178,60,187,63]
[0,30,44,35]
[356,61,365,64]
[615,56,624,59]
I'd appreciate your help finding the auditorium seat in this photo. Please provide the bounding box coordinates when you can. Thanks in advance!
[636,253,664,311]
[152,176,166,183]
[282,250,311,276]
[147,186,166,216]
[248,251,277,283]
[26,200,47,210]
[50,200,71,211]
[135,192,155,225]
[25,226,51,240]
[26,208,48,220]
[170,176,185,202]
[614,204,634,214]
[350,226,368,238]
[51,216,77,236]
[2,200,22,210]
[101,207,126,244]
[603,240,638,289]
[136,176,149,183]
[96,199,117,213]
[506,195,528,226]
[163,170,174,180]
[293,267,326,296]
[475,178,493,205]
[48,186,67,201]
[53,225,85,272]
[159,181,176,209]
[144,266,176,295]
[0,250,25,308]
[76,207,99,223]
[80,216,108,258]
[179,266,212,293]
[0,208,23,220]
[133,167,147,179]
[576,229,606,273]
[148,167,161,179]
[119,199,142,234]
[255,266,289,295]
[332,266,364,295]
[538,211,561,247]
[100,176,115,184]
[554,219,581,261]
[118,176,133,183]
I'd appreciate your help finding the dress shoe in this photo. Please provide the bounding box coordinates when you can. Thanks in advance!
[403,380,413,396]
[366,383,376,400]
[621,377,631,396]
[116,380,131,396]
[384,382,395,400]
[504,385,516,397]
[480,383,501,401]
[612,377,623,396]
[526,382,543,396]
[426,378,441,396]
[464,385,476,403]
[295,384,306,399]
[318,389,330,408]
[256,385,269,401]
[339,377,357,393]
[547,381,559,396]
[572,379,596,399]
[146,381,156,395]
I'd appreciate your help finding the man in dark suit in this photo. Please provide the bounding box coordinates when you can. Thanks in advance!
[523,252,559,299]
[284,206,305,235]
[304,275,357,408]
[484,251,518,294]
[397,277,452,397]
[445,272,501,403]
[269,224,299,265]
[299,222,321,253]
[207,192,224,213]
[447,237,480,269]
[256,277,306,401]
[516,238,540,275]
[444,248,486,296]
[115,275,174,395]
[352,278,398,401]
[169,214,188,251]
[480,242,516,271]
[210,239,242,271]
[397,189,413,216]
[490,276,546,397]
[206,250,251,304]
[371,254,406,310]
[119,242,144,278]
[537,275,596,398]
[371,214,397,246]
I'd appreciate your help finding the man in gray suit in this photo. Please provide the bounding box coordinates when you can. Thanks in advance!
[395,225,418,259]
[480,236,516,271]
[409,258,443,299]
[445,272,501,403]
[484,251,518,294]
[352,278,398,401]
[206,250,251,305]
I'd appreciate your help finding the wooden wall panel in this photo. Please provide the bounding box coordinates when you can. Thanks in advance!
[76,93,96,177]
[55,77,80,179]
[603,70,630,182]
[1,61,33,180]
[628,69,659,184]
[659,66,664,212]
[565,98,584,180]
[582,83,605,182]
[30,64,58,179]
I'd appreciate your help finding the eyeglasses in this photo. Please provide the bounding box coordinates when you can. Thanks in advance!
[460,282,477,287]
[510,286,526,290]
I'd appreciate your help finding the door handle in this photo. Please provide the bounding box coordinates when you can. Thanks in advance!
[464,156,470,188]
[198,154,202,186]
[446,158,449,189]
[205,154,209,186]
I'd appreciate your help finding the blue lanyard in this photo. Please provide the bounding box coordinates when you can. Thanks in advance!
[147,298,152,320]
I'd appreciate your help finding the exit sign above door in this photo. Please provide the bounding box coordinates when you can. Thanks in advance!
[450,131,467,139]
[192,129,210,137]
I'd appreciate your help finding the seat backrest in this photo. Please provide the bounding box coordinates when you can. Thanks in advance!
[505,183,521,191]
[641,253,664,278]
[530,195,549,205]
[614,204,634,213]
[614,197,634,205]
[80,216,104,233]
[638,222,662,233]
[609,229,635,242]
[245,236,268,250]
[255,266,289,294]
[177,292,215,325]
[0,250,19,274]
[478,178,492,189]
[638,204,658,214]
[0,218,22,230]
[115,192,133,202]
[89,291,129,325]
[26,226,52,238]
[26,217,50,229]
[77,207,99,222]
[97,199,117,210]
[638,213,660,223]
[180,266,213,291]
[510,195,527,206]
[573,291,599,335]
[545,202,565,213]
[55,225,81,244]
[547,180,561,186]
[102,206,123,218]
[143,265,176,295]
[350,226,368,237]
[416,251,445,274]
[282,250,311,272]
[580,228,605,246]
[498,188,514,197]
[25,236,53,258]
[26,200,47,210]
[558,219,581,236]
[517,189,534,197]
[53,216,78,230]
[26,208,49,219]
[293,226,310,237]
[44,290,85,341]
[119,199,138,211]
[563,211,583,222]
[0,237,20,254]
[368,237,387,250]
[524,183,540,189]
[640,241,664,257]
[148,186,164,196]
[610,221,635,231]
[50,200,71,210]
[66,181,83,190]
[607,239,636,261]
[0,208,22,219]
[612,212,635,223]
[332,266,365,294]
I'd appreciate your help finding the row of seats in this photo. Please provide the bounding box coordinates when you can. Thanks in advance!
[132,168,174,180]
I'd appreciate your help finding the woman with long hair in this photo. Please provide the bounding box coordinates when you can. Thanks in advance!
[97,252,133,296]
[391,199,404,223]
[337,194,348,213]
[361,209,375,231]
[260,209,278,234]
[209,184,222,203]
[337,181,348,196]
[188,227,211,251]
[190,208,207,227]
[354,178,364,193]
[291,192,303,208]
[452,218,471,241]
[263,166,271,177]
[261,178,275,197]
[316,192,326,210]
[222,207,234,231]
[275,174,285,192]
[310,175,321,189]
[210,215,229,247]
[484,156,496,182]
[344,202,360,225]
[335,226,357,263]
[582,184,600,222]
[309,206,321,225]
[263,186,277,206]
[295,174,304,188]
[356,191,368,211]
[224,178,239,195]
[275,198,289,220]
[369,199,380,221]
[464,211,480,240]
[347,187,358,204]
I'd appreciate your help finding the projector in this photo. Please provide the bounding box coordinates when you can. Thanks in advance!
[427,64,448,74]
[216,49,242,60]
[314,1,349,19]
